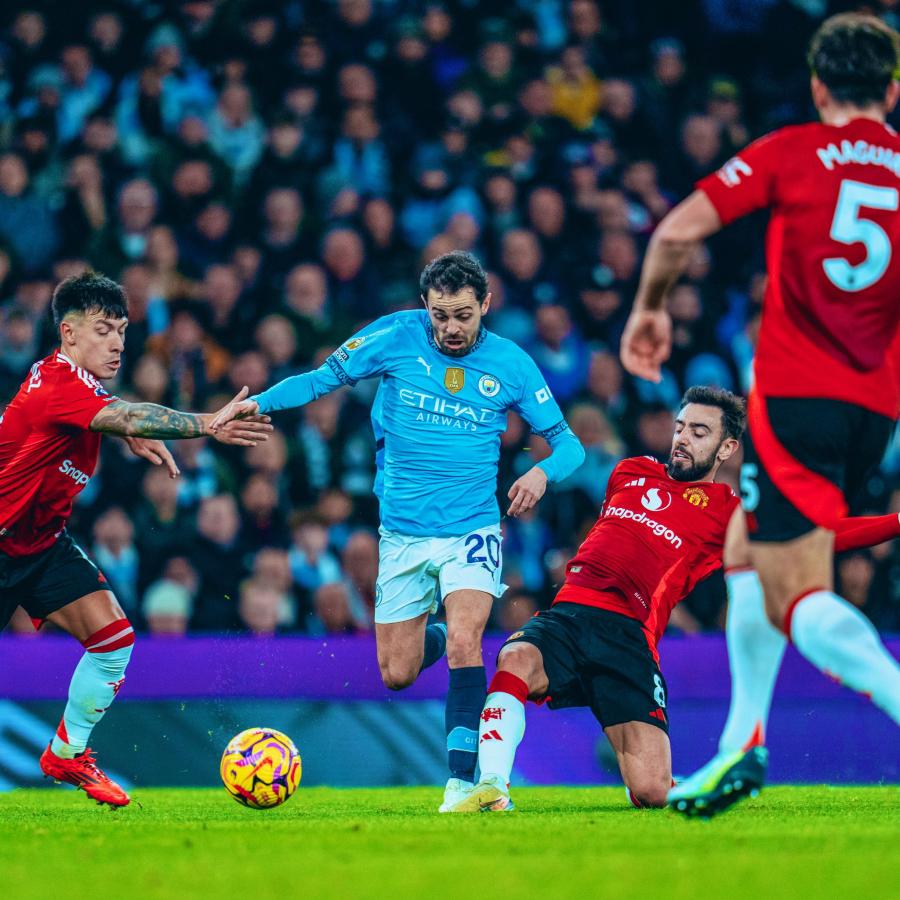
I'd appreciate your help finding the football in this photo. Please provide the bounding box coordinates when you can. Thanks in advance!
[220,727,302,809]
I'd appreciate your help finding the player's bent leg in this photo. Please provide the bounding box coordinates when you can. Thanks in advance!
[440,590,493,809]
[375,612,430,691]
[750,527,835,629]
[451,642,549,813]
[40,590,133,807]
[605,721,672,809]
[752,532,900,725]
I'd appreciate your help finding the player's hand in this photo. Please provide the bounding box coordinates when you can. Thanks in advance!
[208,386,262,432]
[124,436,180,478]
[204,413,273,447]
[619,309,672,383]
[507,466,548,517]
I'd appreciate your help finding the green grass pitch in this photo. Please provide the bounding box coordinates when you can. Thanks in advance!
[2,786,897,899]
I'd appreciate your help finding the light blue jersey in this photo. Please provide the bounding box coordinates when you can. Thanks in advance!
[253,310,584,537]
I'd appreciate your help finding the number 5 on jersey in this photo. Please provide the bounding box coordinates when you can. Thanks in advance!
[825,179,899,292]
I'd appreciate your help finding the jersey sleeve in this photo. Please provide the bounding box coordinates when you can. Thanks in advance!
[596,459,627,514]
[696,130,785,225]
[44,366,118,429]
[512,352,567,438]
[323,315,400,386]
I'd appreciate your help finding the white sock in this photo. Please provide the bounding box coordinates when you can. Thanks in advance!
[791,590,900,725]
[718,569,787,753]
[478,678,527,784]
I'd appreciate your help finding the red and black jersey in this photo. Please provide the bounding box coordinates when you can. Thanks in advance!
[0,351,118,556]
[558,457,739,657]
[698,119,900,419]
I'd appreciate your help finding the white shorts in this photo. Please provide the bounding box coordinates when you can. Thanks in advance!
[375,524,506,625]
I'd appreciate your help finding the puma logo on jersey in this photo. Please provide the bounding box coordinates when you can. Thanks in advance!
[416,357,432,377]
[59,459,90,486]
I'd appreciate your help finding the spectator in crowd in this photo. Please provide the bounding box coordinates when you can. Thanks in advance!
[239,578,289,636]
[0,152,59,274]
[308,581,364,636]
[190,494,247,632]
[143,557,198,636]
[527,304,591,403]
[288,511,342,599]
[92,507,140,619]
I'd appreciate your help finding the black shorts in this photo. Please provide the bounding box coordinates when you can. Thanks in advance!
[743,397,894,542]
[502,602,669,733]
[0,532,109,631]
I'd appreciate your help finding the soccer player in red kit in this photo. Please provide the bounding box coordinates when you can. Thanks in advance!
[450,387,744,812]
[451,387,900,813]
[0,272,272,806]
[620,13,900,816]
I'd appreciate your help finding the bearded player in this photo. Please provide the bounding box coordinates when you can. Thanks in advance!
[451,387,900,813]
[210,251,585,812]
[0,271,272,806]
[621,13,900,816]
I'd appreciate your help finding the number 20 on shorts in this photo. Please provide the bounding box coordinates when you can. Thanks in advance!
[465,532,501,569]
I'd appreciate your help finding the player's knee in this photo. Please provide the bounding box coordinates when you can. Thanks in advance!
[82,617,135,674]
[379,659,418,692]
[627,778,669,809]
[446,627,483,668]
[497,642,541,683]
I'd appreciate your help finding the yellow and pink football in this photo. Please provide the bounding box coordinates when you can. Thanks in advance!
[220,727,302,809]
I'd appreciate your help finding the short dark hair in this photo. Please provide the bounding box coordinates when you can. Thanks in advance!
[419,251,489,303]
[679,386,746,442]
[808,13,900,107]
[51,271,128,327]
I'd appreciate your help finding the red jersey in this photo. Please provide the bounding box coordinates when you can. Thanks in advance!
[559,457,739,657]
[698,119,900,418]
[0,351,118,556]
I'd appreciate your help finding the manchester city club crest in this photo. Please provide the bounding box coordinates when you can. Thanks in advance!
[444,367,465,394]
[478,374,501,397]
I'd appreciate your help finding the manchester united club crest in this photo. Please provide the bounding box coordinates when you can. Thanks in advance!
[444,367,465,394]
[682,486,709,509]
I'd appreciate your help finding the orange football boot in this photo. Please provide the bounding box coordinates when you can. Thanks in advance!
[40,745,130,807]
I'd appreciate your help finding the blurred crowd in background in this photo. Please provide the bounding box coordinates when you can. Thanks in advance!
[2,0,900,640]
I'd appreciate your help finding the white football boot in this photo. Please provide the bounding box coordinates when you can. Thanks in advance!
[438,777,474,812]
[450,774,515,813]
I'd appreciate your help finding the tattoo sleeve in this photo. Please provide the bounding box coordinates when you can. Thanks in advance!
[90,399,207,439]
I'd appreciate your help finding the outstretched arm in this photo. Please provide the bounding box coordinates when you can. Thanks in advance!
[620,191,722,383]
[91,400,206,438]
[208,364,345,431]
[250,364,346,413]
[209,316,403,432]
[723,506,900,569]
[91,388,273,447]
[835,513,900,553]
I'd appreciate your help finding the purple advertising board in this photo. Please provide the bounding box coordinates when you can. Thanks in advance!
[2,635,898,784]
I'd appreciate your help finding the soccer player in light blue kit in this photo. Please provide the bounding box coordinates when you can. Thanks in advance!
[212,252,584,810]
